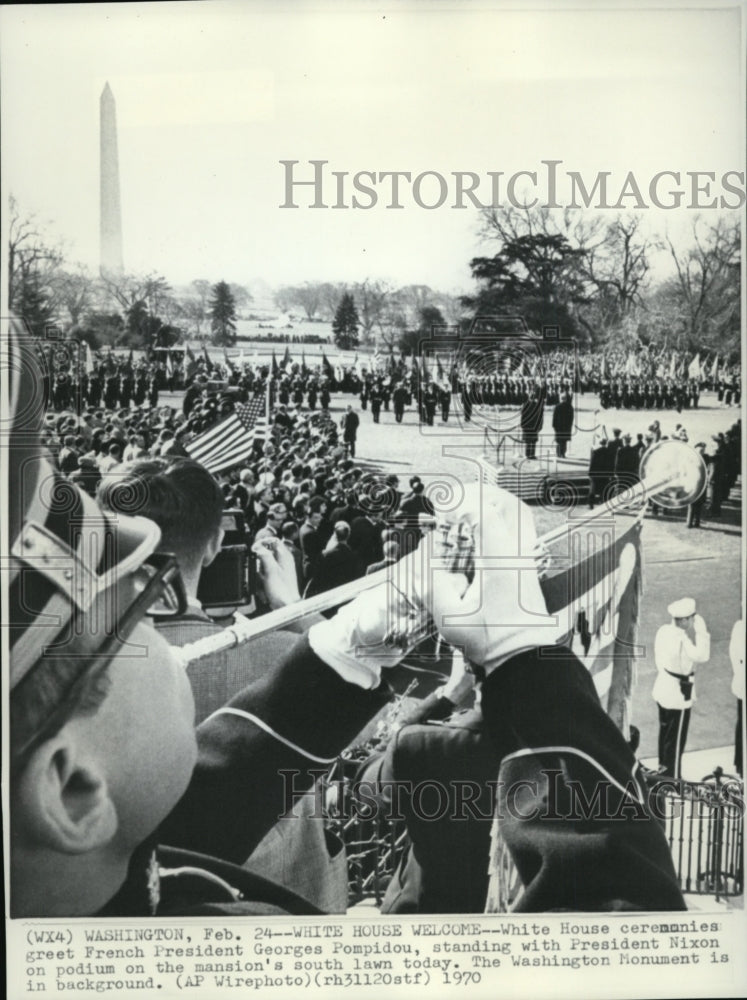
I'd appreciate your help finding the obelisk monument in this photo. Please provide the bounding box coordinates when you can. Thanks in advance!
[100,82,124,276]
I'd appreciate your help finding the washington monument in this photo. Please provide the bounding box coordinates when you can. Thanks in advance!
[100,82,124,276]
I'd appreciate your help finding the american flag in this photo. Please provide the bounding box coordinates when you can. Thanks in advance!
[185,395,267,475]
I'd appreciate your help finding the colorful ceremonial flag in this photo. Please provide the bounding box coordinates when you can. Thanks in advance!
[668,353,676,378]
[185,395,268,475]
[710,353,719,380]
[687,353,701,379]
[84,342,95,375]
[540,519,643,734]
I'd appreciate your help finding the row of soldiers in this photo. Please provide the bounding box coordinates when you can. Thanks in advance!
[47,365,162,412]
[455,374,575,408]
[599,377,703,411]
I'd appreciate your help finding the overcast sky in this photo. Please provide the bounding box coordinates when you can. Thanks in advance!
[1,1,744,294]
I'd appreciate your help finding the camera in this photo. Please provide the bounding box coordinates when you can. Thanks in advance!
[196,509,256,609]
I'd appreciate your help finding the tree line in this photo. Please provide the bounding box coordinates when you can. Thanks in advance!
[7,195,741,359]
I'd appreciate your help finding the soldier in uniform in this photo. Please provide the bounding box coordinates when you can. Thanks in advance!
[652,598,710,779]
[439,383,451,422]
[370,381,382,423]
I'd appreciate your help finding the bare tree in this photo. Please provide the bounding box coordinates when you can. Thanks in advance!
[50,264,96,329]
[583,214,652,320]
[353,279,392,343]
[666,215,740,353]
[275,282,322,320]
[229,283,253,316]
[7,196,64,319]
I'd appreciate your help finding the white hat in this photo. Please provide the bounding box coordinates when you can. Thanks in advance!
[668,597,696,618]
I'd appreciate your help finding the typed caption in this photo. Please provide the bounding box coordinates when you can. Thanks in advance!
[8,913,745,1000]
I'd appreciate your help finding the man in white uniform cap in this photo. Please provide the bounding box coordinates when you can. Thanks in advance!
[653,597,710,778]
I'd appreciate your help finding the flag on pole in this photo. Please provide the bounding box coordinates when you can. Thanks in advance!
[84,342,95,375]
[282,345,292,372]
[185,395,268,475]
[710,353,719,380]
[271,351,279,378]
[301,350,309,376]
[185,344,199,379]
[687,353,701,379]
[668,353,676,378]
[321,350,335,383]
[202,345,214,372]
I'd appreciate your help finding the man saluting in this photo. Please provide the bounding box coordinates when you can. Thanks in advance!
[653,597,710,779]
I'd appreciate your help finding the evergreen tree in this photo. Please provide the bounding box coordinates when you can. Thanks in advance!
[332,292,360,350]
[209,281,237,346]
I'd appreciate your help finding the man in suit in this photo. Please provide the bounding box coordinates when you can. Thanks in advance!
[366,538,400,575]
[551,391,574,458]
[520,386,544,459]
[588,436,612,508]
[393,382,409,423]
[341,404,360,457]
[305,521,360,597]
[299,495,328,584]
[349,510,385,573]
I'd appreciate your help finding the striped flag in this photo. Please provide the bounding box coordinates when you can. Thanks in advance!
[185,395,267,475]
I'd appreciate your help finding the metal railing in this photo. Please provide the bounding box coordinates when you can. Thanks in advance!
[656,767,744,900]
[327,760,744,907]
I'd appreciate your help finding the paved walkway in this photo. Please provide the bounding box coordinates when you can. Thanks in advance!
[640,745,741,783]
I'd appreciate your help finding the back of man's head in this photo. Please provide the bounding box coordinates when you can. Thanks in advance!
[98,457,224,577]
[333,521,351,544]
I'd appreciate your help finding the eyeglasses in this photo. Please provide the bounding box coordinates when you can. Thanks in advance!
[11,552,187,772]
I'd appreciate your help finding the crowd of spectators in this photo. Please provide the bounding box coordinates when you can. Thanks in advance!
[42,386,440,613]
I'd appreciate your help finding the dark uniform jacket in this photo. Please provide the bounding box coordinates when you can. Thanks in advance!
[99,635,391,916]
[365,647,686,914]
